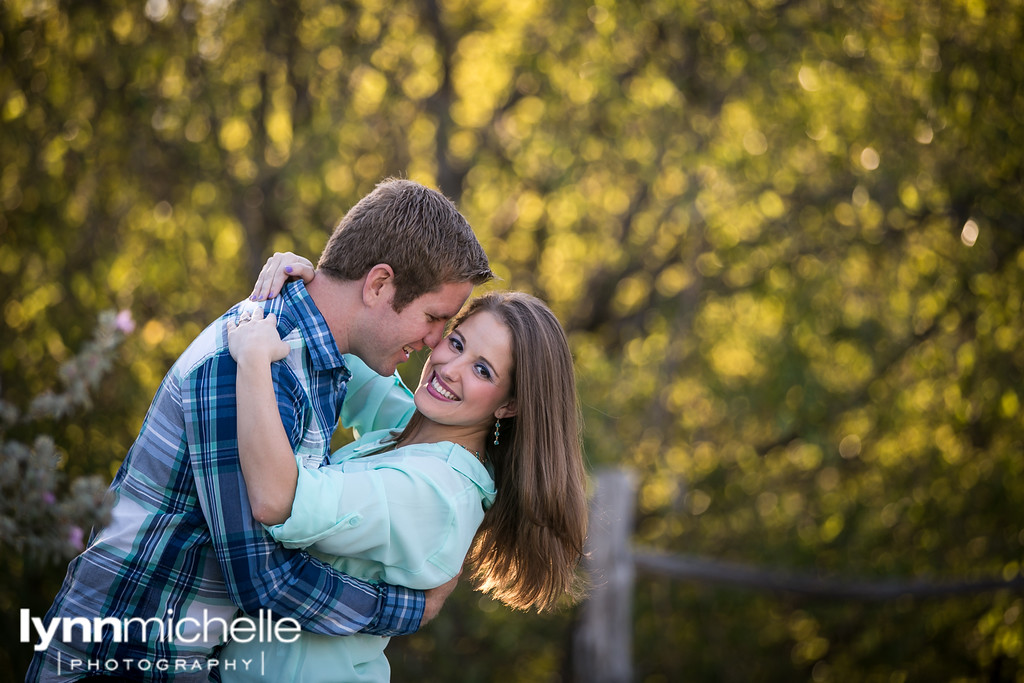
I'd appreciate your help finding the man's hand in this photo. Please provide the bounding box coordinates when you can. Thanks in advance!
[250,252,315,301]
[420,569,461,626]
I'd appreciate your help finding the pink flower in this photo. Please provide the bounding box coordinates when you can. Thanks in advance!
[115,309,135,334]
[42,491,56,505]
[68,525,84,550]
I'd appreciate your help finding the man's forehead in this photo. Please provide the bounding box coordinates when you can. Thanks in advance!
[418,280,474,317]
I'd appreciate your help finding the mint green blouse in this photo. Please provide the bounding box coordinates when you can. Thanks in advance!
[221,425,496,682]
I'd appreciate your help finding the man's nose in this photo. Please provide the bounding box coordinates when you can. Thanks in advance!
[424,323,446,349]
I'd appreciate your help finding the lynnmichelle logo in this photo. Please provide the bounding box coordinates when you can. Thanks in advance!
[21,608,300,675]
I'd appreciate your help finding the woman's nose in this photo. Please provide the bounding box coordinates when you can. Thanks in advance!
[438,358,467,382]
[437,361,456,382]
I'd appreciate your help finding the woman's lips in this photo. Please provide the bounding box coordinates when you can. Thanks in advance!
[426,372,459,401]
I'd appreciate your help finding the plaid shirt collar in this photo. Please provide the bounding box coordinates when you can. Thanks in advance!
[272,279,350,378]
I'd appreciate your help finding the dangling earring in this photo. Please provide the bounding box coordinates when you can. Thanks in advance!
[493,418,501,446]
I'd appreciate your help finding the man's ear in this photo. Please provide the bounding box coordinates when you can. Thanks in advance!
[362,264,395,306]
[495,401,517,419]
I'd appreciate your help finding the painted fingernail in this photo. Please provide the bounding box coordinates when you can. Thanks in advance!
[285,266,293,274]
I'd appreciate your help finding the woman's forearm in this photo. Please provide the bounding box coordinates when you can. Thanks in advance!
[235,355,298,525]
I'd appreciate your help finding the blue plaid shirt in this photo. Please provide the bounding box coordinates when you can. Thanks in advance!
[27,281,422,682]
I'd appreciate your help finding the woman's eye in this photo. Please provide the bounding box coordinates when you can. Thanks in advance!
[475,364,492,380]
[449,336,464,352]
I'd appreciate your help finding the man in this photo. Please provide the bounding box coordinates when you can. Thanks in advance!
[27,179,493,681]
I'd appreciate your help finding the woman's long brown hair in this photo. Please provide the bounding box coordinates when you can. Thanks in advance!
[391,290,585,610]
[414,291,589,612]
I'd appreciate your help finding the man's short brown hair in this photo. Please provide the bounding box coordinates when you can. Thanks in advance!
[317,178,493,311]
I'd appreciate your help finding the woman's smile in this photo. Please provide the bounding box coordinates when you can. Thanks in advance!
[426,372,460,402]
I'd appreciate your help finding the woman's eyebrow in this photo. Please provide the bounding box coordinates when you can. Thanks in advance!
[461,330,502,380]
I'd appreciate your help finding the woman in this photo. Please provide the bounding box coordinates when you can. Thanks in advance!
[221,269,588,681]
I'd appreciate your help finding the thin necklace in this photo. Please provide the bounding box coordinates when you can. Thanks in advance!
[461,445,487,465]
[391,436,487,465]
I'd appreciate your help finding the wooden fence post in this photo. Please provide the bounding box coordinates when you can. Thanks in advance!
[572,468,637,683]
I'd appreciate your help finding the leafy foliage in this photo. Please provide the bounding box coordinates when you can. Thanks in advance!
[0,311,126,674]
[2,0,1023,680]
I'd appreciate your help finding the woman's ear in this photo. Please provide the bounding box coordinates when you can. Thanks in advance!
[495,401,517,419]
[362,264,395,306]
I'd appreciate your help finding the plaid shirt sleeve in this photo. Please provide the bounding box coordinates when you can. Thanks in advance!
[182,350,424,636]
[367,583,427,637]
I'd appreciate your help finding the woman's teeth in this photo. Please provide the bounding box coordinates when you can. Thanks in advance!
[430,375,458,401]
